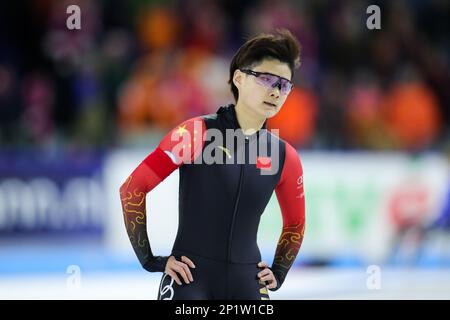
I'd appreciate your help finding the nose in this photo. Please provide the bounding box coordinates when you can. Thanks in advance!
[269,87,280,99]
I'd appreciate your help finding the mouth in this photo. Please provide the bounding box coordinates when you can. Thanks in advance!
[263,101,277,108]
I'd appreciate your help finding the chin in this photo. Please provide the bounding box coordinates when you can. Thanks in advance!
[263,108,279,119]
[249,103,278,119]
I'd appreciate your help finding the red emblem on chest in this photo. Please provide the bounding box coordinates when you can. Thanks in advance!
[256,157,271,170]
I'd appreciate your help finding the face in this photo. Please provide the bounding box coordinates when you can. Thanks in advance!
[233,58,292,119]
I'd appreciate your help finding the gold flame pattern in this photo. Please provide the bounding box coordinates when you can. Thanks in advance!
[120,175,150,263]
[273,223,305,270]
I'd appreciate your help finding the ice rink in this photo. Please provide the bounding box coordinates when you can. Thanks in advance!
[2,267,449,300]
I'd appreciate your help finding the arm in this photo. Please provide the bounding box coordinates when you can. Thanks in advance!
[119,117,205,272]
[270,142,305,290]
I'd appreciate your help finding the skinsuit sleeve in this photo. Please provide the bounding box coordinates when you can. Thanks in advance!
[119,117,205,272]
[270,142,306,291]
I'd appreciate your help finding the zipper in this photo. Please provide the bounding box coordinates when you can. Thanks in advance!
[226,135,249,299]
[227,136,249,261]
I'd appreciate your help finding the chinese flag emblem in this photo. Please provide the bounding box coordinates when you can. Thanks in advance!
[256,157,271,170]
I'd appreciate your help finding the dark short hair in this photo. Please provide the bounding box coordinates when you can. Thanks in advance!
[228,28,301,102]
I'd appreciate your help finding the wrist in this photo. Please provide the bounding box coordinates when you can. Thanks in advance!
[143,256,169,272]
[268,267,282,291]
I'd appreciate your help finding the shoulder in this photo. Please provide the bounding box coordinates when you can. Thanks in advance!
[159,116,206,144]
[173,116,206,133]
[157,116,208,165]
[284,141,300,159]
[280,139,302,171]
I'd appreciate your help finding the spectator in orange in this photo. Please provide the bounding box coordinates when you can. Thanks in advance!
[381,77,441,151]
[346,76,386,149]
[267,86,317,148]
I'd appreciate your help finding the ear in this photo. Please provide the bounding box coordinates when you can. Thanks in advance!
[233,69,242,89]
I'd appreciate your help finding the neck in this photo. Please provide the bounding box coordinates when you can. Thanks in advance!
[234,101,266,135]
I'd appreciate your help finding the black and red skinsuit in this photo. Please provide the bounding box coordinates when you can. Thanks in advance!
[120,104,305,300]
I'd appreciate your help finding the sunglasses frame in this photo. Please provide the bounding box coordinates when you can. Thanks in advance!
[240,69,294,95]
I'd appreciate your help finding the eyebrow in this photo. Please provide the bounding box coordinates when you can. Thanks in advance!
[253,70,292,82]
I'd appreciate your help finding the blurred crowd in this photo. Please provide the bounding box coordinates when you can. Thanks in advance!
[0,0,448,151]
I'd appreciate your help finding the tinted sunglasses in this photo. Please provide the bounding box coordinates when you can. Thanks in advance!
[240,69,293,95]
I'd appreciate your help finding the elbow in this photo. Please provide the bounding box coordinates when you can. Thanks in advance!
[282,219,305,233]
[119,181,126,192]
[119,177,131,197]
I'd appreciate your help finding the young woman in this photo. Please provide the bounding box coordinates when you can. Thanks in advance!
[120,29,305,300]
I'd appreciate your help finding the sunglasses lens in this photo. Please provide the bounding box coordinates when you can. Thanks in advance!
[251,71,292,95]
[255,74,278,88]
[280,80,293,95]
